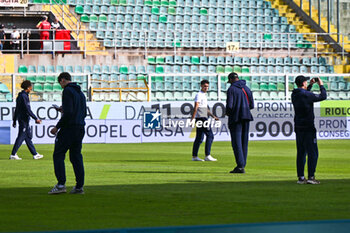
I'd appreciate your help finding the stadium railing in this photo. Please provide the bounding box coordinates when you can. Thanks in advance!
[1,73,349,102]
[0,72,151,102]
[1,29,349,58]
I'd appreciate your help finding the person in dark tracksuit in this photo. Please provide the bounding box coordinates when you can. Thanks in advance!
[292,75,327,185]
[226,72,254,174]
[48,72,87,194]
[10,80,43,160]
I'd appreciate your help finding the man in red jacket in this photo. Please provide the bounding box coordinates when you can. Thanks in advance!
[36,16,51,50]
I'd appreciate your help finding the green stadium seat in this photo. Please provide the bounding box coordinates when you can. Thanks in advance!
[156,57,165,64]
[233,66,241,73]
[80,14,90,22]
[260,83,269,91]
[216,66,225,73]
[200,8,208,15]
[147,56,156,64]
[44,83,53,92]
[99,14,108,22]
[144,0,152,5]
[251,82,259,91]
[268,83,277,91]
[277,83,285,91]
[153,0,161,6]
[151,7,160,14]
[26,76,36,82]
[75,5,84,14]
[242,66,249,73]
[161,0,169,6]
[119,66,128,74]
[168,7,176,14]
[87,15,98,23]
[33,83,43,92]
[36,76,45,83]
[18,65,28,73]
[191,56,200,65]
[159,15,167,23]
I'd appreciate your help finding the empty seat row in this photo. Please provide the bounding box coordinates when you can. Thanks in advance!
[92,91,148,102]
[150,91,218,101]
[76,5,278,17]
[148,55,328,66]
[18,65,147,74]
[88,21,295,33]
[87,14,288,26]
[100,37,304,49]
[67,0,268,8]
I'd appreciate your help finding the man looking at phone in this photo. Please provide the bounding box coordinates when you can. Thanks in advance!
[292,76,327,184]
[48,72,87,194]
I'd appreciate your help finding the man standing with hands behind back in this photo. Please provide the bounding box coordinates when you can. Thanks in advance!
[49,72,87,194]
[226,72,254,174]
[292,76,327,185]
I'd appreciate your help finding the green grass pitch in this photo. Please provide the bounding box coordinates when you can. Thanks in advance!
[0,140,349,232]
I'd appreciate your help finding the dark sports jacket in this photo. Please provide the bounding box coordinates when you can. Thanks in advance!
[56,82,87,129]
[13,90,38,124]
[292,85,327,128]
[226,80,254,125]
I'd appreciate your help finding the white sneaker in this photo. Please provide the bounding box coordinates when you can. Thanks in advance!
[205,155,217,161]
[192,156,204,161]
[48,184,67,195]
[9,154,22,160]
[33,154,44,160]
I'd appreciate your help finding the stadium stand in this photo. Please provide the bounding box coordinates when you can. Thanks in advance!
[0,0,349,102]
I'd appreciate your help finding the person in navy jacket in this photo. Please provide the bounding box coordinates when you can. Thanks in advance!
[48,72,87,195]
[226,72,254,174]
[10,80,43,160]
[292,75,327,185]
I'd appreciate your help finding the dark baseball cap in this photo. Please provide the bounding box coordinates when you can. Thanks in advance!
[295,75,310,87]
[227,72,239,82]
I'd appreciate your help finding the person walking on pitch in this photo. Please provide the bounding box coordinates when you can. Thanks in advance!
[10,80,43,160]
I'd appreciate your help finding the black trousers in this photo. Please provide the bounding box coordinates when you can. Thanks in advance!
[295,127,319,178]
[11,121,37,156]
[192,118,214,157]
[53,126,85,188]
[229,120,250,168]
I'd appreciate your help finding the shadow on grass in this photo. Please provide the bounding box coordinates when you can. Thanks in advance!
[0,180,350,232]
[115,171,223,174]
[117,160,170,163]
